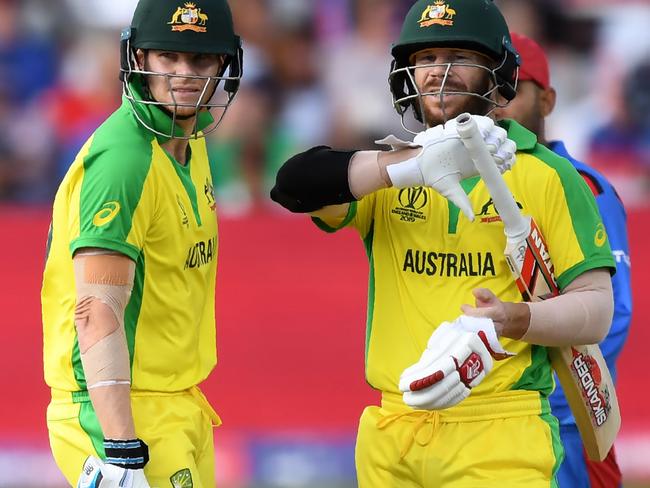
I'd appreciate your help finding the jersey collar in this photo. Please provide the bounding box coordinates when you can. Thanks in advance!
[498,119,538,151]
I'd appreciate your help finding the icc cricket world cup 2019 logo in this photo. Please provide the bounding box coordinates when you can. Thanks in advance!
[393,188,429,223]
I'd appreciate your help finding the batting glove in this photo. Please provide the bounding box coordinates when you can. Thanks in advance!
[387,115,516,221]
[399,316,514,410]
[77,438,151,488]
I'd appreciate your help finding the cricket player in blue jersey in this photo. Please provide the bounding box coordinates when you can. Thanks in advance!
[496,32,633,488]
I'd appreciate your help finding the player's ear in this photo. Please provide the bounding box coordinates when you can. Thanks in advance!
[135,48,146,70]
[540,87,557,117]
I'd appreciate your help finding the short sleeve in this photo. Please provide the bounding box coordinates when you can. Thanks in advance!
[70,142,154,260]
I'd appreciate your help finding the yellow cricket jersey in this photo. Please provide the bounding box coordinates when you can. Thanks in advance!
[42,98,219,392]
[314,120,615,398]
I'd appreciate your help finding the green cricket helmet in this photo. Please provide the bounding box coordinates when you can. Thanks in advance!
[389,0,520,131]
[120,0,243,139]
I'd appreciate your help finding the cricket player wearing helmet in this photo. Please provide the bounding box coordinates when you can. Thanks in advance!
[271,0,616,486]
[495,33,632,488]
[41,0,242,486]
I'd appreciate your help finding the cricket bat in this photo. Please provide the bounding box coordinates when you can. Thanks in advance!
[455,113,620,462]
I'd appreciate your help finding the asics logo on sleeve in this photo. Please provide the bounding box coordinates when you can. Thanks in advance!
[594,223,607,247]
[92,201,121,227]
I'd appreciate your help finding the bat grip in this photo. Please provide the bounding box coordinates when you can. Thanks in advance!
[455,113,529,240]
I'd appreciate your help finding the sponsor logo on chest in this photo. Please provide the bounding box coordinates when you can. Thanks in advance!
[478,197,524,224]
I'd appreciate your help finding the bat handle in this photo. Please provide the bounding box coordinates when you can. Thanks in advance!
[455,113,528,240]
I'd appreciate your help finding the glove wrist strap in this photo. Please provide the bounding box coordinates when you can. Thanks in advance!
[103,438,149,469]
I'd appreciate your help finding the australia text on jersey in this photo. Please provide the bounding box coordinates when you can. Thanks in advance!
[403,249,496,277]
[184,237,216,270]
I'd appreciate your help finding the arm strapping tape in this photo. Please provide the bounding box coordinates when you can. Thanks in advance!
[73,251,135,389]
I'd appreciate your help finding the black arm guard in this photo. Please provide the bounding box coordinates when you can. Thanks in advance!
[270,146,357,213]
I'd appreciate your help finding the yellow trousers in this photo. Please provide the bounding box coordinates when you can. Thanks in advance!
[47,386,221,488]
[355,390,563,487]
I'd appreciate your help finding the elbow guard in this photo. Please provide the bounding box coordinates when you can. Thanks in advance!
[270,146,357,213]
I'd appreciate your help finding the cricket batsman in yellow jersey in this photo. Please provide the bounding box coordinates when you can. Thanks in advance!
[41,0,242,486]
[271,1,616,486]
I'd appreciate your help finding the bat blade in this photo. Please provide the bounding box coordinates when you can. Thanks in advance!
[456,113,620,461]
[549,345,621,461]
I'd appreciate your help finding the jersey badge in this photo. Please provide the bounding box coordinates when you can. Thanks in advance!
[418,1,456,28]
[168,2,208,33]
[392,187,428,223]
[204,178,217,212]
[170,468,193,487]
[92,201,121,227]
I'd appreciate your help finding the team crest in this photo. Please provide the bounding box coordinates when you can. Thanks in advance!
[170,468,193,488]
[204,178,217,211]
[168,2,208,33]
[418,1,456,27]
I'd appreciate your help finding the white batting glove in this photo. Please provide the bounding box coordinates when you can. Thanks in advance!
[399,316,514,410]
[77,456,151,488]
[386,115,516,221]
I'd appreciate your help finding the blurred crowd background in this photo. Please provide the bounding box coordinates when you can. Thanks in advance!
[1,0,649,211]
[2,0,650,487]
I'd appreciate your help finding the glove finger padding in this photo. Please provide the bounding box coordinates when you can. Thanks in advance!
[399,342,459,393]
[492,139,517,170]
[484,126,507,148]
[400,327,496,410]
[399,321,462,392]
[400,324,483,391]
[403,369,470,410]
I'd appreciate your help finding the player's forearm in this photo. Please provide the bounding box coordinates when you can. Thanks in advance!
[270,146,420,214]
[74,251,137,440]
[77,303,136,439]
[513,269,614,346]
[88,385,137,439]
[349,148,421,198]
